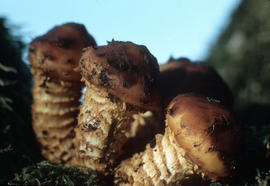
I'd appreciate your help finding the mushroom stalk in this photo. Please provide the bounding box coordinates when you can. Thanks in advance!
[115,128,202,186]
[32,76,82,164]
[73,82,141,172]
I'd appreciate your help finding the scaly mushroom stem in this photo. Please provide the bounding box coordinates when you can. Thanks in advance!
[73,82,141,173]
[115,127,202,186]
[32,76,82,164]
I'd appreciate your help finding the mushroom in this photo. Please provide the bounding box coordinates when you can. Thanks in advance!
[28,22,96,164]
[114,94,240,185]
[73,41,161,174]
[159,57,234,108]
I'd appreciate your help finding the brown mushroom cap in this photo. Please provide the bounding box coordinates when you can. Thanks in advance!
[79,41,160,110]
[166,94,240,181]
[159,57,234,108]
[28,22,96,82]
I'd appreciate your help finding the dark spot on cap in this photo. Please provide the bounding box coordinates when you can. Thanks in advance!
[57,38,73,49]
[107,58,130,72]
[66,59,73,63]
[98,69,111,88]
[29,48,36,53]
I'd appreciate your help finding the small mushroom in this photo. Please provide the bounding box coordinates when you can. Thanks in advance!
[29,22,96,164]
[73,41,161,174]
[159,57,234,108]
[114,94,240,185]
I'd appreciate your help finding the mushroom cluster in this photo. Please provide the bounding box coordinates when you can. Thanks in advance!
[28,23,241,185]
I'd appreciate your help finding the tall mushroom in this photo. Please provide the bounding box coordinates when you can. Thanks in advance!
[73,41,160,173]
[159,57,234,108]
[28,23,96,164]
[115,94,240,185]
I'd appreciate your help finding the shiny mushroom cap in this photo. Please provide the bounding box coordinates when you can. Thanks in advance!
[28,22,96,82]
[80,40,160,110]
[159,57,234,108]
[166,94,240,181]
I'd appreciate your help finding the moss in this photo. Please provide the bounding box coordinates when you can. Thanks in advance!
[254,170,270,186]
[8,161,102,186]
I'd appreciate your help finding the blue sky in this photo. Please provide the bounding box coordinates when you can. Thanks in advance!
[1,0,241,64]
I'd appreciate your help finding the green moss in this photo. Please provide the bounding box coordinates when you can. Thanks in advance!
[255,170,270,186]
[8,161,101,186]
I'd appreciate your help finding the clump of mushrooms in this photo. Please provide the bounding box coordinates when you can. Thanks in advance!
[28,23,241,185]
